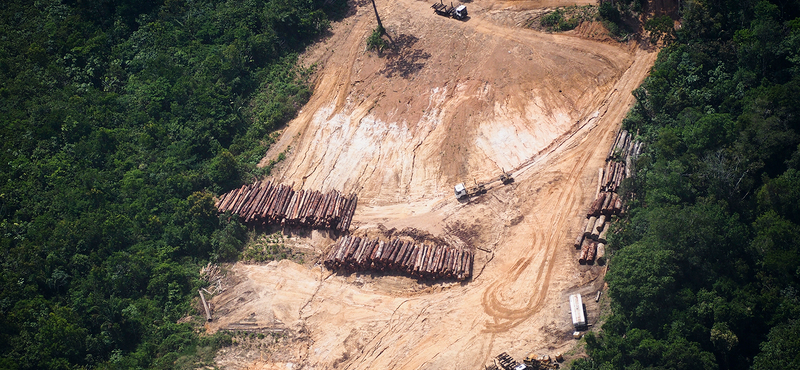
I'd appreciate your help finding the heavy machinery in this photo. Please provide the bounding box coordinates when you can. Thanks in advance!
[495,352,523,370]
[454,181,486,200]
[524,353,560,369]
[487,352,560,370]
[499,170,514,185]
[454,169,513,200]
[431,0,468,20]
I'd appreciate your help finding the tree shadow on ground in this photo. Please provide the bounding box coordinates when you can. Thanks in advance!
[380,34,431,78]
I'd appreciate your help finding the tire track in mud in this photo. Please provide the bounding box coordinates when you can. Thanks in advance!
[481,153,586,332]
[227,0,658,365]
[319,42,655,370]
[292,49,658,370]
[479,49,657,333]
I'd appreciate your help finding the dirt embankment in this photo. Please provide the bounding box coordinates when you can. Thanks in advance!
[210,0,658,368]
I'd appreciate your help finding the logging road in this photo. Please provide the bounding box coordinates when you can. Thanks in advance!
[209,0,658,369]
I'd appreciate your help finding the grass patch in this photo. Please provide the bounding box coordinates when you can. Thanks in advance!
[532,5,596,32]
[240,231,303,263]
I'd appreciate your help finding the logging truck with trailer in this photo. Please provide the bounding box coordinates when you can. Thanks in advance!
[454,169,514,200]
[454,181,485,200]
[431,0,468,20]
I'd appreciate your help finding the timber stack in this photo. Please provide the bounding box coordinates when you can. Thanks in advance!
[323,235,474,281]
[601,129,644,193]
[215,180,357,232]
[575,129,643,265]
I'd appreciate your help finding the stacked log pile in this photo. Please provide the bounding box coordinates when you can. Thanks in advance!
[575,129,644,265]
[601,129,644,193]
[215,180,357,232]
[579,238,597,265]
[323,235,473,281]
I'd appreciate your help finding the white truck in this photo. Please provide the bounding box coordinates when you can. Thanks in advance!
[569,294,587,331]
[431,1,468,20]
[454,183,468,199]
[454,170,512,200]
[453,182,486,200]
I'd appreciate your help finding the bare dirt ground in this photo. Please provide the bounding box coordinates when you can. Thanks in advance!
[209,0,658,368]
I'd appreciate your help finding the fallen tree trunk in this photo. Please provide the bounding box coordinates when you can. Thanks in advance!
[199,290,212,322]
[586,240,597,264]
[588,192,607,217]
[596,242,606,265]
[585,216,597,237]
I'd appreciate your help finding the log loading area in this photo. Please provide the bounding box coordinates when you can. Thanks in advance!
[574,129,643,266]
[216,181,474,281]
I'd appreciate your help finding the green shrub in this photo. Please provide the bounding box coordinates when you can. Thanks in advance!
[367,26,388,52]
[541,10,564,29]
[604,19,620,36]
[539,6,589,32]
[559,18,579,31]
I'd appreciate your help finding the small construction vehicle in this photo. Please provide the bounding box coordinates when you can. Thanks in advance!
[523,353,560,369]
[431,0,468,20]
[499,169,514,185]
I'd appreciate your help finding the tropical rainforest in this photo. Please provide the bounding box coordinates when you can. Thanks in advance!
[576,0,800,369]
[0,0,344,368]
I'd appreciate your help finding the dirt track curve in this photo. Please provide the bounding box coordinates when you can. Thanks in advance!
[210,0,657,368]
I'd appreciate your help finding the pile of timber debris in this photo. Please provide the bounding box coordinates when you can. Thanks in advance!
[575,129,643,265]
[215,180,357,232]
[323,235,474,281]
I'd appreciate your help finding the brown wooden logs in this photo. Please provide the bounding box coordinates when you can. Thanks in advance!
[584,216,597,237]
[596,242,606,265]
[598,226,609,244]
[323,237,474,281]
[579,237,591,264]
[594,215,606,233]
[601,190,613,213]
[597,167,604,199]
[574,233,584,250]
[216,183,357,232]
[586,240,597,264]
[588,192,606,217]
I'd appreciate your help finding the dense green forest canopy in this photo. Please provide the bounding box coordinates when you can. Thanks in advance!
[0,0,344,368]
[575,1,800,369]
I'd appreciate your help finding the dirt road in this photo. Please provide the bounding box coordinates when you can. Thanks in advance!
[212,0,657,368]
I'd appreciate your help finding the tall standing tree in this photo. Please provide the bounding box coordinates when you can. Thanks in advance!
[371,0,384,33]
